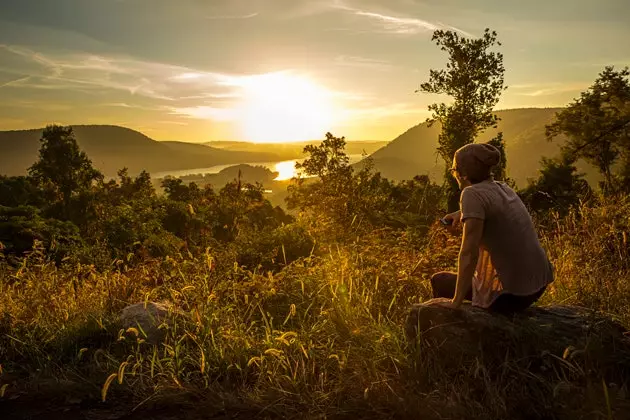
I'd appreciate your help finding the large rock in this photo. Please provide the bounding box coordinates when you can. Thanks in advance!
[120,302,177,344]
[405,298,630,379]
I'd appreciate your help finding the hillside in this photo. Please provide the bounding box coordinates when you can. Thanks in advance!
[365,108,597,186]
[0,126,279,177]
[206,140,389,160]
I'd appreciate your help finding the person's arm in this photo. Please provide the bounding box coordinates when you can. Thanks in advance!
[442,210,462,235]
[452,217,484,308]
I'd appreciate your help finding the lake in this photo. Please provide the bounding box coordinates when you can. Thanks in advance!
[153,154,366,181]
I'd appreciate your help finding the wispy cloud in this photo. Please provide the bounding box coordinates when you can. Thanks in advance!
[206,12,259,20]
[333,55,394,71]
[354,10,440,34]
[170,106,238,121]
[511,82,588,97]
[0,42,426,136]
[0,44,240,102]
[0,76,31,89]
[336,5,473,37]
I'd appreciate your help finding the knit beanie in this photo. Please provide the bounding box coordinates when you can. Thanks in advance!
[454,143,501,182]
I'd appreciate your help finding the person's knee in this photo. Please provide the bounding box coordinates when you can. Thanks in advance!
[430,272,455,298]
[430,271,451,285]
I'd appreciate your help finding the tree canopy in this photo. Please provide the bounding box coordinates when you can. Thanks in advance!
[419,28,506,211]
[546,66,630,195]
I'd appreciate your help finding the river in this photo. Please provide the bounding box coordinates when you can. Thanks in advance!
[152,154,366,181]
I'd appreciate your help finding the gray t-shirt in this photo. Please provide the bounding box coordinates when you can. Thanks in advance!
[460,180,554,308]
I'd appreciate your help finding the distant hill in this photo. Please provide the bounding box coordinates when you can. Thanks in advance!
[206,140,389,160]
[363,108,598,187]
[0,125,280,177]
[172,164,280,188]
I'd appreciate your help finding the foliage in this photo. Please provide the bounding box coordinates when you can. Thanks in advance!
[419,28,506,210]
[2,201,630,419]
[520,156,593,219]
[28,125,103,218]
[546,66,630,195]
[287,134,445,241]
[0,175,44,208]
[0,205,82,262]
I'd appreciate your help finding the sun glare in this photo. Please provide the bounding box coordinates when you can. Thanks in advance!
[237,73,335,143]
[274,160,299,181]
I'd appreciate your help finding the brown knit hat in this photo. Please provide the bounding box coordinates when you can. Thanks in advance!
[454,143,501,182]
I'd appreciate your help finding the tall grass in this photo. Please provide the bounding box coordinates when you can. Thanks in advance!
[1,200,629,419]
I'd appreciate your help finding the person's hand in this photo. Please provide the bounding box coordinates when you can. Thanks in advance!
[434,298,462,310]
[442,210,462,235]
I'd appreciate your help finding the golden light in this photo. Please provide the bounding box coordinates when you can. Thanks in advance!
[236,72,335,143]
[274,160,299,181]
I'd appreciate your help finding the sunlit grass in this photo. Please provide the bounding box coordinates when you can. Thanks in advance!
[1,199,630,418]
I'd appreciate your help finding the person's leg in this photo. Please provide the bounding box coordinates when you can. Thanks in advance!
[489,286,547,315]
[430,272,472,301]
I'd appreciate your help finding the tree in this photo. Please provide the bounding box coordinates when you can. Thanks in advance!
[28,125,102,218]
[546,66,630,195]
[519,156,592,218]
[287,133,357,230]
[418,28,506,211]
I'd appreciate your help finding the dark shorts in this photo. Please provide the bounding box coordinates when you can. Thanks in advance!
[430,271,546,315]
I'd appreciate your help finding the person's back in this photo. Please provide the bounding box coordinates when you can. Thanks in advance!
[461,180,553,308]
[429,142,553,314]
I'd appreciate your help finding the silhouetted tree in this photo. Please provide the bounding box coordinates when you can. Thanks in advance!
[418,28,506,211]
[287,133,356,230]
[0,176,43,208]
[28,125,102,219]
[520,156,592,218]
[546,66,630,195]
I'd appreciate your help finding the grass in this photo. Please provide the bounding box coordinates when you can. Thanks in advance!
[1,200,630,419]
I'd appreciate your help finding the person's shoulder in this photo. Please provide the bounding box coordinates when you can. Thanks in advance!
[460,184,483,202]
[466,180,495,195]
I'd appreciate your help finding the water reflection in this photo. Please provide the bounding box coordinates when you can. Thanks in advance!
[153,154,364,180]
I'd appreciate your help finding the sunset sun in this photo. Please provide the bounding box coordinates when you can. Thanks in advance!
[236,73,335,143]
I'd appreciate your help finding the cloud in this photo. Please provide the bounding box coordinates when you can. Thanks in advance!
[169,106,238,121]
[510,82,587,97]
[206,12,259,20]
[0,44,240,103]
[353,10,440,34]
[335,4,473,37]
[333,55,394,71]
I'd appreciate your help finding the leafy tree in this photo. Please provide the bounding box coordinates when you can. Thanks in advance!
[0,176,43,208]
[162,177,203,203]
[28,125,102,218]
[287,134,444,239]
[0,205,82,262]
[116,169,155,202]
[546,66,630,195]
[519,156,592,218]
[418,28,506,211]
[287,133,360,231]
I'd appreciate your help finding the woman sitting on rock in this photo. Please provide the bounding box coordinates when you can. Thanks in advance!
[431,143,554,314]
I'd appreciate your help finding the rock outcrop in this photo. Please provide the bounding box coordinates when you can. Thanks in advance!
[120,301,176,344]
[405,298,630,379]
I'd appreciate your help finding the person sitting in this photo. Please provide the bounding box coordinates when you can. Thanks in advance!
[431,142,554,314]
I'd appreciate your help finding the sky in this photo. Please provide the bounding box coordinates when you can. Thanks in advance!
[0,0,628,143]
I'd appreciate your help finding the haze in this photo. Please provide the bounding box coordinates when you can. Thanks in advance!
[0,0,628,143]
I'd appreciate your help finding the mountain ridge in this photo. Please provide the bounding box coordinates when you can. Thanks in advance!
[362,107,598,186]
[0,125,280,177]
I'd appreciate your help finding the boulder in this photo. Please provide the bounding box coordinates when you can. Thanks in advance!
[120,301,176,344]
[405,298,630,379]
